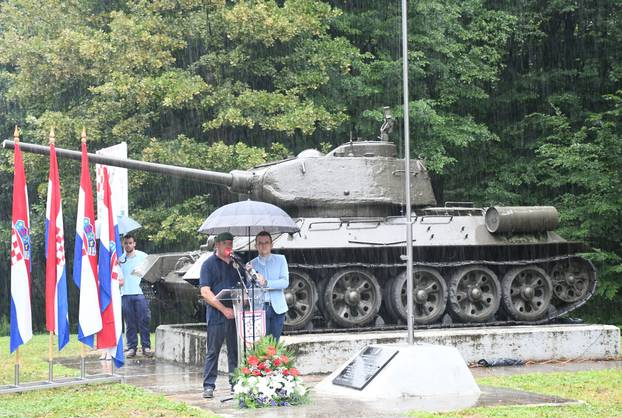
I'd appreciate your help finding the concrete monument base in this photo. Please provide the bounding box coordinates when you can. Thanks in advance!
[155,323,620,375]
[314,344,480,409]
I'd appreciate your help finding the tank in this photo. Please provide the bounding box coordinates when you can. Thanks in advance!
[4,111,597,330]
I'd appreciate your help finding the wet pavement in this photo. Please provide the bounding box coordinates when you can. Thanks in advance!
[60,353,622,417]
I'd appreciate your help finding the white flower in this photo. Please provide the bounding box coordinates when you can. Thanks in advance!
[257,378,275,398]
[233,381,249,395]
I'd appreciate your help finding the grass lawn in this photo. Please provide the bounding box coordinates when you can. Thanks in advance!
[0,384,213,417]
[0,334,214,417]
[0,333,102,383]
[411,368,622,417]
[1,335,621,417]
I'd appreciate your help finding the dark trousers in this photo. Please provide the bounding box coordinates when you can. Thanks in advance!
[122,294,151,350]
[265,303,286,342]
[203,319,238,390]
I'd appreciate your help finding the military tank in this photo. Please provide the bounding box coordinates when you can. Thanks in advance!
[5,112,597,330]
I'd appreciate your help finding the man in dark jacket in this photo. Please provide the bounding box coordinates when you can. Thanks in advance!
[200,232,243,399]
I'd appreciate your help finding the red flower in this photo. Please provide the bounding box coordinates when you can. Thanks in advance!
[265,368,271,373]
[266,346,277,356]
[289,368,299,377]
[280,355,289,364]
[282,369,289,376]
[273,358,281,367]
[242,367,250,375]
[252,370,261,376]
[258,362,265,370]
[247,355,259,366]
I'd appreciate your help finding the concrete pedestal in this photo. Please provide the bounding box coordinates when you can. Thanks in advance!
[313,344,480,411]
[155,323,620,375]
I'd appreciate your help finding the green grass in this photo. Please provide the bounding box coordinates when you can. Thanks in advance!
[410,369,622,417]
[0,383,213,417]
[0,334,215,417]
[0,334,96,383]
[2,335,621,417]
[0,333,158,383]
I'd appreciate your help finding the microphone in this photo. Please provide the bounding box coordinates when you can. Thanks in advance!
[228,252,259,282]
[247,266,259,283]
[235,253,260,283]
[229,252,243,264]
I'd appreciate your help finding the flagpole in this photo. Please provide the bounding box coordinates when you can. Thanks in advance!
[402,0,415,344]
[12,126,22,388]
[80,344,86,379]
[14,347,20,386]
[48,128,55,383]
[79,127,88,380]
[48,332,54,382]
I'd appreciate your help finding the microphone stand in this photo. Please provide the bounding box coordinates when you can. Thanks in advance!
[244,260,261,350]
[224,255,259,404]
[230,258,249,359]
[232,254,261,350]
[250,271,256,349]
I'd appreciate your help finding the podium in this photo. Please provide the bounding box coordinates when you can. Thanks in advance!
[215,286,269,364]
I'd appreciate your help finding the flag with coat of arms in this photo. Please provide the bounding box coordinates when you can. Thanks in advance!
[10,132,32,353]
[73,133,102,347]
[97,165,124,367]
[45,135,70,350]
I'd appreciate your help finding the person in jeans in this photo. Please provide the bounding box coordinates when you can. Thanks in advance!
[120,233,152,358]
[249,231,289,341]
[200,232,244,399]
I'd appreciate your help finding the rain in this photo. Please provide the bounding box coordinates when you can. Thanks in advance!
[0,0,619,355]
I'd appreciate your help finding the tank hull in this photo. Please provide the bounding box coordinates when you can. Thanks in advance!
[175,209,596,330]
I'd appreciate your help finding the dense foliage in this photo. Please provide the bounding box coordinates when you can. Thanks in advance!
[0,0,619,329]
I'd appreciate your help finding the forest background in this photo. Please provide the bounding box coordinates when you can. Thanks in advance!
[0,0,619,332]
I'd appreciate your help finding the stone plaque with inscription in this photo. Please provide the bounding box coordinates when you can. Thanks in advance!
[332,346,399,390]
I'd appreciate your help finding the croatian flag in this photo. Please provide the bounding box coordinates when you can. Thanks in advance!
[45,141,70,351]
[10,138,32,353]
[97,166,124,367]
[73,139,102,347]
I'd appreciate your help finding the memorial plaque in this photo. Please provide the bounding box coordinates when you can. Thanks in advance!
[332,346,399,390]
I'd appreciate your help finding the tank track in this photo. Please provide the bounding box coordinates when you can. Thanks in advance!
[282,317,586,336]
[286,254,597,330]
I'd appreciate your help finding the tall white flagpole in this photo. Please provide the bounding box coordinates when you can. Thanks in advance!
[402,0,415,345]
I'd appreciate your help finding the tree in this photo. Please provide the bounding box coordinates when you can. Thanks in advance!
[446,0,622,320]
[329,0,515,175]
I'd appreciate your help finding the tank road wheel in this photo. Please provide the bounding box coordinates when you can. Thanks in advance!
[502,266,553,321]
[382,277,400,323]
[549,259,592,303]
[390,268,447,324]
[449,266,501,323]
[284,270,317,330]
[323,269,382,327]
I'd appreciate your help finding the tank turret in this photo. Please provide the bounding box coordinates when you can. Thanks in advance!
[3,114,434,218]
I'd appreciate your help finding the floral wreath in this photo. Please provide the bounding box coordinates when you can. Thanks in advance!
[232,335,309,408]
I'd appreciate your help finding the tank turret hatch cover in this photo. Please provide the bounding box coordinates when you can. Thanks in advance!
[297,149,324,158]
[328,141,397,158]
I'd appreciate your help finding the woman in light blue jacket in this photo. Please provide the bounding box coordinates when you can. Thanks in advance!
[249,231,289,341]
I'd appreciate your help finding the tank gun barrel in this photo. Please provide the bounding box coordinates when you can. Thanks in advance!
[2,139,234,185]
